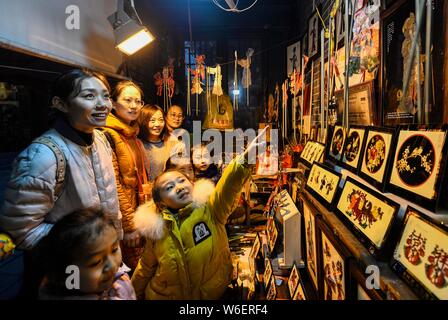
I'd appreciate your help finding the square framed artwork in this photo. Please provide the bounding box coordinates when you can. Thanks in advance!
[287,41,301,77]
[319,221,351,301]
[359,126,397,192]
[287,264,300,298]
[266,276,277,300]
[349,261,385,300]
[308,10,320,58]
[302,198,320,292]
[263,258,273,290]
[336,176,400,259]
[387,130,448,212]
[268,222,278,253]
[391,206,448,300]
[306,162,342,209]
[340,125,368,174]
[327,125,347,163]
[301,141,325,167]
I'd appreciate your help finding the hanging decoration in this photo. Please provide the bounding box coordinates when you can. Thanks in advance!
[153,57,176,112]
[206,64,224,115]
[188,54,206,116]
[238,48,254,106]
[233,51,239,111]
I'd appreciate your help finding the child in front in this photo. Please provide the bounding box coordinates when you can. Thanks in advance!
[38,210,136,300]
[132,127,268,300]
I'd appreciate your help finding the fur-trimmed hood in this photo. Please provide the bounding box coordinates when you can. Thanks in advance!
[134,179,215,240]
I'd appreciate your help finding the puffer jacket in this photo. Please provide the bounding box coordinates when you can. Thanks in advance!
[0,120,121,250]
[102,113,148,270]
[132,155,252,300]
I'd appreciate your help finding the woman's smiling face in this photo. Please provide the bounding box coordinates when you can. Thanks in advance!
[64,77,112,133]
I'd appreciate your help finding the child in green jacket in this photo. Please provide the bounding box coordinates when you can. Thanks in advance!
[132,127,268,300]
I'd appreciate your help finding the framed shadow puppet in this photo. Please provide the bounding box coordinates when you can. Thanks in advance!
[302,197,320,293]
[340,125,368,174]
[359,126,397,192]
[391,206,448,300]
[327,125,347,163]
[336,176,400,259]
[319,220,352,300]
[306,162,342,209]
[387,129,448,212]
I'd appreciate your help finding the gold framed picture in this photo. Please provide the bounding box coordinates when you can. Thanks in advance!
[306,162,342,208]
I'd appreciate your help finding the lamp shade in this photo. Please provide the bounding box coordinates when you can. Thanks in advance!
[113,18,154,55]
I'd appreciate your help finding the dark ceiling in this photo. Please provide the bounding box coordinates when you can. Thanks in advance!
[135,0,300,39]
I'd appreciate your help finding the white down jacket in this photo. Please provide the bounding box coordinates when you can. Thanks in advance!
[0,127,121,250]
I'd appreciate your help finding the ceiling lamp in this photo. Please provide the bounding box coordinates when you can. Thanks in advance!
[212,0,259,13]
[108,0,155,55]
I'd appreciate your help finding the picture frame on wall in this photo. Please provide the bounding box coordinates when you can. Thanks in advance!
[387,129,448,212]
[391,206,448,300]
[327,124,347,163]
[358,126,397,192]
[249,233,261,275]
[318,219,351,300]
[336,176,400,259]
[306,162,342,209]
[340,125,368,174]
[308,10,320,58]
[302,197,320,293]
[381,0,420,126]
[349,260,385,300]
[287,41,301,77]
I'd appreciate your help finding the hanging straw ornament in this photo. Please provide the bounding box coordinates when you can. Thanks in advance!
[207,64,223,114]
[238,48,254,106]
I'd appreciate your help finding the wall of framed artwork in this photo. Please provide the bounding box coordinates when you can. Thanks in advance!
[340,125,368,173]
[327,124,347,163]
[336,176,400,259]
[302,198,320,293]
[387,129,448,212]
[318,219,352,300]
[391,206,448,300]
[306,162,342,209]
[359,126,397,192]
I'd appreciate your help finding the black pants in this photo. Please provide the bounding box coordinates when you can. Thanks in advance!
[16,248,45,300]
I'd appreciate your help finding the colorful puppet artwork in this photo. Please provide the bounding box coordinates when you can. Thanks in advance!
[306,163,341,205]
[190,54,206,95]
[287,41,301,77]
[308,11,319,58]
[342,127,366,171]
[359,128,394,190]
[389,130,447,203]
[322,232,345,300]
[393,207,448,299]
[337,178,398,249]
[303,201,318,290]
[154,57,176,111]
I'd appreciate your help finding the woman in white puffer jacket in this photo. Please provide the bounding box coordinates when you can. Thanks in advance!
[0,69,122,298]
